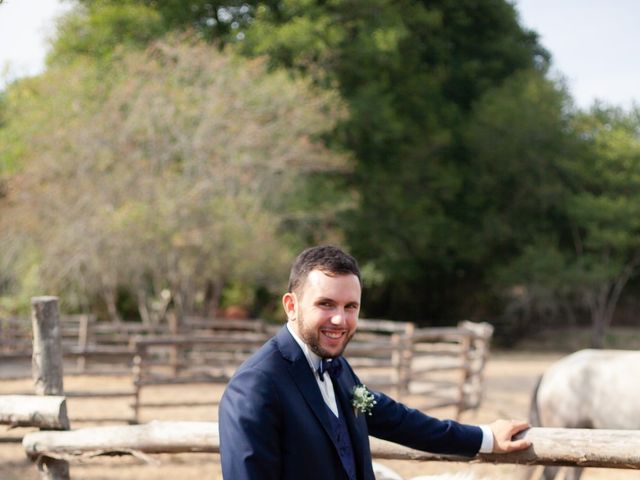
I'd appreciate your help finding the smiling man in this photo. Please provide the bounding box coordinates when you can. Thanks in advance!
[283,254,360,359]
[218,245,530,480]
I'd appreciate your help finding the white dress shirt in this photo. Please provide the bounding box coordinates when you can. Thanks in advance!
[287,322,340,417]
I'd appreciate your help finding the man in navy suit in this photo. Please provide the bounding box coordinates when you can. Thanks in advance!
[219,245,531,479]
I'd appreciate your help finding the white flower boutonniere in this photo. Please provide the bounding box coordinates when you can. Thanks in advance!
[351,384,376,417]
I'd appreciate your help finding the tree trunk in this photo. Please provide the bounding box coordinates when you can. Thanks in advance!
[102,285,122,323]
[204,279,223,317]
[136,288,152,325]
[590,315,606,349]
[590,255,639,348]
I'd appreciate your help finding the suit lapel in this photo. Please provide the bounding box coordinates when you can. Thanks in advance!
[276,327,335,441]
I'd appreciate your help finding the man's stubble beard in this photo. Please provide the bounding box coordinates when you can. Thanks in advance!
[296,311,356,359]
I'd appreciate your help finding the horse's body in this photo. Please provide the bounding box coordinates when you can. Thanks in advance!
[527,349,640,480]
[373,462,478,480]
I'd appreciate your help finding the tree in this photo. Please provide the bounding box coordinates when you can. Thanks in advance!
[47,3,165,65]
[48,0,260,64]
[489,104,640,347]
[460,70,580,336]
[44,0,554,323]
[564,105,640,347]
[135,0,547,321]
[0,36,349,319]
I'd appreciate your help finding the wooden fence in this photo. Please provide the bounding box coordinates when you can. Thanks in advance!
[3,315,274,424]
[1,314,96,361]
[345,319,414,399]
[130,332,269,422]
[0,395,69,430]
[408,320,494,418]
[3,312,493,423]
[126,318,492,423]
[127,319,414,423]
[20,422,640,470]
[1,314,267,370]
[6,295,640,479]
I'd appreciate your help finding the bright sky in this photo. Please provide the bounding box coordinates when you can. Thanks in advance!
[0,0,638,110]
[0,0,72,85]
[513,0,640,110]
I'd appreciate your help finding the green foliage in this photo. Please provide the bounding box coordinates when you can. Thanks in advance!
[568,106,640,285]
[492,104,640,345]
[0,37,349,318]
[326,1,550,320]
[48,3,165,64]
[56,0,259,56]
[7,0,640,344]
[463,71,577,262]
[41,0,557,322]
[221,0,552,320]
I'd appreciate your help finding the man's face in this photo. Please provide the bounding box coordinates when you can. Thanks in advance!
[283,269,361,358]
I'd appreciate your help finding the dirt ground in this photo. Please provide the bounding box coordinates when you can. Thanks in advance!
[2,351,639,480]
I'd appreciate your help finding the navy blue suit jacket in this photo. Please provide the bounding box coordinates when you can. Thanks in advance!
[219,326,482,480]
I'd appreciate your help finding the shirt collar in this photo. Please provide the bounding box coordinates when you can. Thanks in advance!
[286,322,322,372]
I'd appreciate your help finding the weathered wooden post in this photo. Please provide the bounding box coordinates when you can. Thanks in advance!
[31,296,71,480]
[168,311,180,376]
[390,333,402,400]
[398,322,414,398]
[455,331,472,419]
[131,339,144,424]
[76,314,90,372]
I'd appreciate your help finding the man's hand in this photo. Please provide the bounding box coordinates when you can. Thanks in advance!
[488,419,531,453]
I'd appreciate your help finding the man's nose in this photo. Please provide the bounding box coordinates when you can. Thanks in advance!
[330,310,346,324]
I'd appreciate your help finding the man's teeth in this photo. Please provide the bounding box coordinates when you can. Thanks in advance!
[322,330,343,339]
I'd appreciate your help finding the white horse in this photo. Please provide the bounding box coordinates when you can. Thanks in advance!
[525,349,640,480]
[373,462,478,480]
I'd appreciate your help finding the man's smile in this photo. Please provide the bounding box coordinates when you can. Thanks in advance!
[320,328,346,340]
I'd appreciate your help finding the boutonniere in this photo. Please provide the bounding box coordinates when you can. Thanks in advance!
[351,384,376,417]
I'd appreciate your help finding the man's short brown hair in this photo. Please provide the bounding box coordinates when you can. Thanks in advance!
[288,245,361,294]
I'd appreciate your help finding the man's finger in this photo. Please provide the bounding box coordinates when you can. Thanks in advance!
[509,419,530,431]
[503,438,532,452]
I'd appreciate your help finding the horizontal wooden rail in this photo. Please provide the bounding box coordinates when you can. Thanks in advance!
[132,334,268,347]
[182,317,267,332]
[135,374,231,386]
[23,421,219,460]
[21,423,640,469]
[0,395,70,430]
[358,319,415,334]
[370,427,640,469]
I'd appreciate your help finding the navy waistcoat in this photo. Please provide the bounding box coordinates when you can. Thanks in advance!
[325,399,357,480]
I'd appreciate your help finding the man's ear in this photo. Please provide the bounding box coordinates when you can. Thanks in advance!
[282,292,297,321]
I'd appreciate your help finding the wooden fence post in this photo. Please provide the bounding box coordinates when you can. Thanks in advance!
[168,312,180,376]
[31,296,71,480]
[76,315,90,373]
[131,340,144,424]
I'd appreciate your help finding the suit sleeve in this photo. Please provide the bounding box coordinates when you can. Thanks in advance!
[364,388,483,457]
[219,368,283,480]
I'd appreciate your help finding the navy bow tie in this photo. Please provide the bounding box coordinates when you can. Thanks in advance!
[317,358,342,381]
